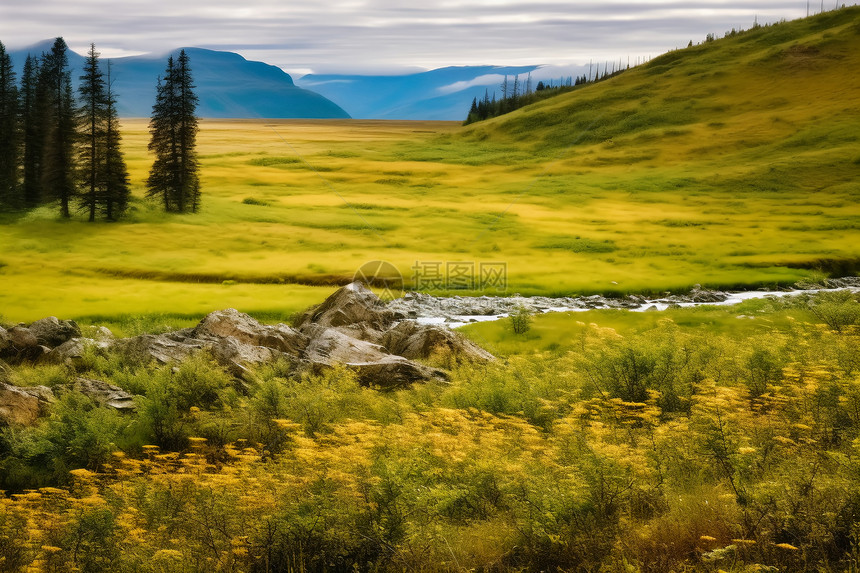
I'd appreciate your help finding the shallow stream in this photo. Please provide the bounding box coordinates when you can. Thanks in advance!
[386,279,860,329]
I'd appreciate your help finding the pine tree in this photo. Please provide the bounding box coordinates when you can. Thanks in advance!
[147,50,199,213]
[465,97,478,124]
[20,54,42,208]
[103,62,130,220]
[78,44,107,222]
[176,50,200,212]
[148,68,173,212]
[75,45,130,221]
[39,38,77,218]
[0,41,18,207]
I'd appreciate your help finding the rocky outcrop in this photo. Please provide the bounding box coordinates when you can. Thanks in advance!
[1,282,493,390]
[2,319,81,363]
[109,283,472,387]
[28,317,81,347]
[0,382,54,426]
[91,326,114,341]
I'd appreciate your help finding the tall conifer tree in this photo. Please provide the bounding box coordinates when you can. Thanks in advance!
[103,62,130,220]
[78,44,107,221]
[20,54,43,208]
[76,46,130,221]
[147,50,199,213]
[0,41,17,207]
[39,37,77,218]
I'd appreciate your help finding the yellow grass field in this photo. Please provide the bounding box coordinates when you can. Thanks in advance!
[1,9,859,323]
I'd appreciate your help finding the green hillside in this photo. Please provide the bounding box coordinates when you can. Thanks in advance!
[458,7,860,269]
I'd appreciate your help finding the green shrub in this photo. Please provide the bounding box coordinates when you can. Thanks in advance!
[808,290,860,332]
[509,305,533,335]
[241,197,271,206]
[0,392,138,489]
[139,353,235,450]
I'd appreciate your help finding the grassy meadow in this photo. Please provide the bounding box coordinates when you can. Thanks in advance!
[2,9,860,323]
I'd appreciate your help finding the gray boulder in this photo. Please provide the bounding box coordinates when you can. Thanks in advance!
[44,338,112,368]
[382,321,494,362]
[194,308,307,354]
[330,322,386,345]
[302,324,444,388]
[208,336,285,376]
[303,323,393,365]
[28,317,81,347]
[70,377,136,411]
[91,326,115,341]
[296,281,395,329]
[5,326,48,361]
[0,382,54,426]
[0,326,9,354]
[118,333,207,365]
[348,359,446,389]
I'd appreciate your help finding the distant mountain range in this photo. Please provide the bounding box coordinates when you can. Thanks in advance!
[8,41,588,120]
[8,41,350,119]
[298,66,542,121]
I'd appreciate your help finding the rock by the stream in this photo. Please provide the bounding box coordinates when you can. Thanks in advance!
[381,320,494,362]
[296,281,395,330]
[0,382,54,426]
[824,277,860,289]
[671,285,729,304]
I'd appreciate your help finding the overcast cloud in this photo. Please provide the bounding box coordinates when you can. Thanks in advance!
[1,0,855,75]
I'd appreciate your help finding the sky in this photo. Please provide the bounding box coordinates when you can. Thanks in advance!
[1,0,856,76]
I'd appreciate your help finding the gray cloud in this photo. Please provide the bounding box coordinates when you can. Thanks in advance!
[2,0,856,74]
